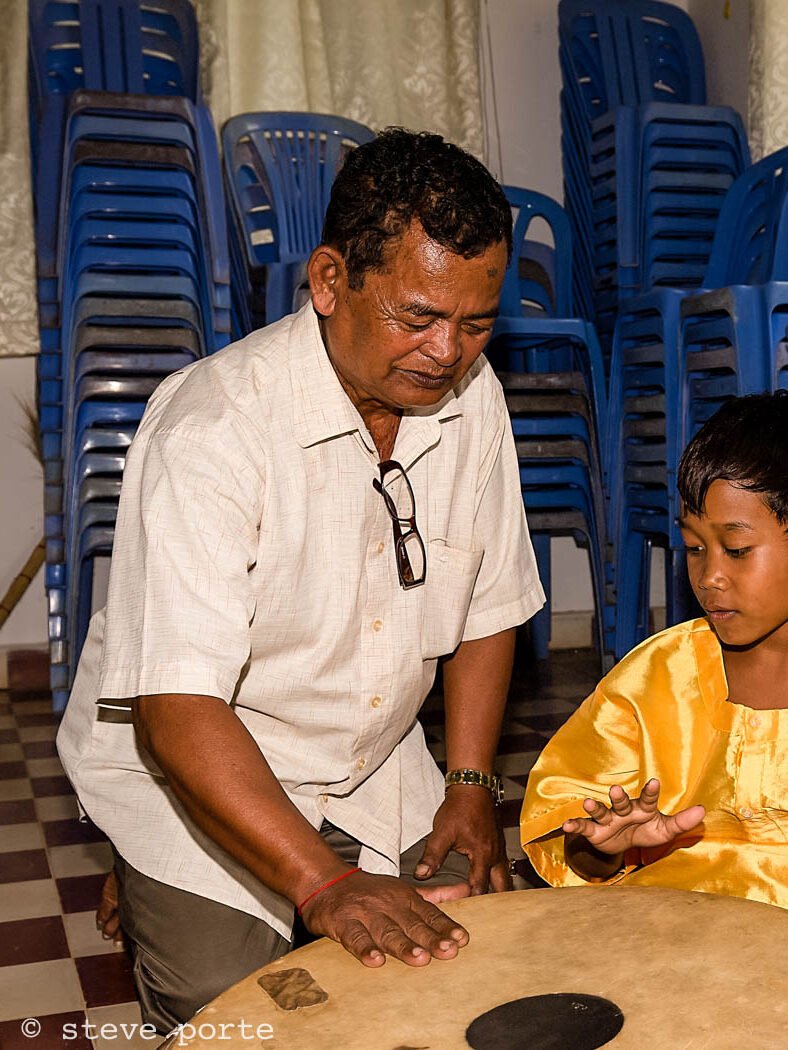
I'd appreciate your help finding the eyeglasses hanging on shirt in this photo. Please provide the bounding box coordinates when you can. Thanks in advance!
[373,460,426,589]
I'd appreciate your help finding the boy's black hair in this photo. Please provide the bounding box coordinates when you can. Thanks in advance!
[321,127,513,291]
[677,391,788,523]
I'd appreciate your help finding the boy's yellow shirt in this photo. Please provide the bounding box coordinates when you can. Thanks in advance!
[520,618,788,909]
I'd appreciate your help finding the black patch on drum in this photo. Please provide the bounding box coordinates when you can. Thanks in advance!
[465,993,624,1049]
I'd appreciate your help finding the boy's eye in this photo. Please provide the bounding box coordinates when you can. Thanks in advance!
[724,547,751,558]
[682,543,703,555]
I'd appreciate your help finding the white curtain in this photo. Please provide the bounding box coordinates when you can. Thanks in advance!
[748,0,788,161]
[193,0,484,156]
[0,0,38,357]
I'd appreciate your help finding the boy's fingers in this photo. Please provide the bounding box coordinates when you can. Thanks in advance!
[608,785,633,815]
[665,804,706,837]
[563,816,599,839]
[638,778,661,810]
[582,797,612,823]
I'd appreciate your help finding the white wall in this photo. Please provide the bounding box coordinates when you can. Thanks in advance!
[482,0,563,193]
[688,0,750,117]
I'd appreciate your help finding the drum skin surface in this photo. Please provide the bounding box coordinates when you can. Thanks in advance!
[176,886,788,1048]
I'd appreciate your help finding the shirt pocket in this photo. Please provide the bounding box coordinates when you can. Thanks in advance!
[421,541,484,659]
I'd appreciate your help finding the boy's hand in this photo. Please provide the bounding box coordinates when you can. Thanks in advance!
[562,778,705,855]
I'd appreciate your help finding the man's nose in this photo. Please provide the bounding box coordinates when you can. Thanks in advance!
[422,322,461,366]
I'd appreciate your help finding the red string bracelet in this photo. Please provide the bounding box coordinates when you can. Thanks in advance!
[297,866,362,916]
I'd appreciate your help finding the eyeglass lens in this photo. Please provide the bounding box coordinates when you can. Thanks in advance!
[378,464,415,520]
[376,462,426,588]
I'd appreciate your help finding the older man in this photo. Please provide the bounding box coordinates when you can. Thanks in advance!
[57,128,544,1030]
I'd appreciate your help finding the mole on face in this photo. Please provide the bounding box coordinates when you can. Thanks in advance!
[465,993,625,1050]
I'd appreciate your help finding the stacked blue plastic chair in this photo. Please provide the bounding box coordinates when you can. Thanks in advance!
[603,116,753,658]
[28,0,230,709]
[222,112,375,335]
[486,187,609,667]
[558,0,749,366]
[679,149,788,432]
[606,148,788,659]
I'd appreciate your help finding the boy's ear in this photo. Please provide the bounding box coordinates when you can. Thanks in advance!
[308,245,345,317]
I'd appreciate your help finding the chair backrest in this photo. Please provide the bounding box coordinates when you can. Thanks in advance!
[500,186,573,318]
[559,0,706,120]
[28,0,200,102]
[222,112,376,266]
[703,146,788,288]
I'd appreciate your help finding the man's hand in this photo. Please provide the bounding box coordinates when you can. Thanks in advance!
[299,870,470,968]
[96,870,125,948]
[563,778,706,855]
[413,785,512,895]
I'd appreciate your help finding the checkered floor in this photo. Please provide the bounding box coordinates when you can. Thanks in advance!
[0,641,598,1048]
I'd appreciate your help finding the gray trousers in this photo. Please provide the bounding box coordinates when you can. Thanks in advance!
[113,823,470,1034]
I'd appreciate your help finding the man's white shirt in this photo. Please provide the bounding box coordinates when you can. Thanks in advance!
[57,303,544,938]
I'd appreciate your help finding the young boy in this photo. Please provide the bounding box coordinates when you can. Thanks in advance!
[520,392,788,908]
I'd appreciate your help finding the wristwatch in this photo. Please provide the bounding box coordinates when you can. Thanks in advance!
[445,768,504,805]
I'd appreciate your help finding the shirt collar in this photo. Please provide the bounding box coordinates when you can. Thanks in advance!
[289,303,462,461]
[692,617,734,731]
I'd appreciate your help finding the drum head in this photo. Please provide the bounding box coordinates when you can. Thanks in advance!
[178,887,788,1048]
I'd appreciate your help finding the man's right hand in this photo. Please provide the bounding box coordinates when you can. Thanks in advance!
[299,870,470,967]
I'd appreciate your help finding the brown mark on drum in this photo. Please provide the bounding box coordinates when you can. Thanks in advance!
[257,967,329,1011]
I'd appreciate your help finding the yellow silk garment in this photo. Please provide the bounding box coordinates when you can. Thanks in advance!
[520,618,788,909]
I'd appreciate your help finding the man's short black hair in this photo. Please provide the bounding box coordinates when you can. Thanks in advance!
[321,127,512,290]
[677,391,788,524]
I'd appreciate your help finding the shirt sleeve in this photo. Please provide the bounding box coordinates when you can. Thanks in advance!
[519,684,644,886]
[462,370,545,640]
[97,418,265,704]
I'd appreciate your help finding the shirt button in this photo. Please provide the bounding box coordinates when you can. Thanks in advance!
[376,541,385,554]
[372,618,383,632]
[370,695,382,709]
[356,758,367,770]
[740,807,753,819]
[320,794,328,804]
[749,715,761,728]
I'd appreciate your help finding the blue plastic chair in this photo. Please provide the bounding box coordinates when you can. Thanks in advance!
[28,0,200,103]
[492,189,609,660]
[559,0,705,117]
[222,112,375,326]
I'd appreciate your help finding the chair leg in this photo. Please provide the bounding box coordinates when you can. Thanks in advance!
[614,528,648,659]
[666,548,700,625]
[530,533,552,661]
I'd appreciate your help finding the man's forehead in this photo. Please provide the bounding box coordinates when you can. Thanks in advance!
[377,218,507,271]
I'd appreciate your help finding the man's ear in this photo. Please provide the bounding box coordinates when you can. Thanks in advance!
[308,245,345,316]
